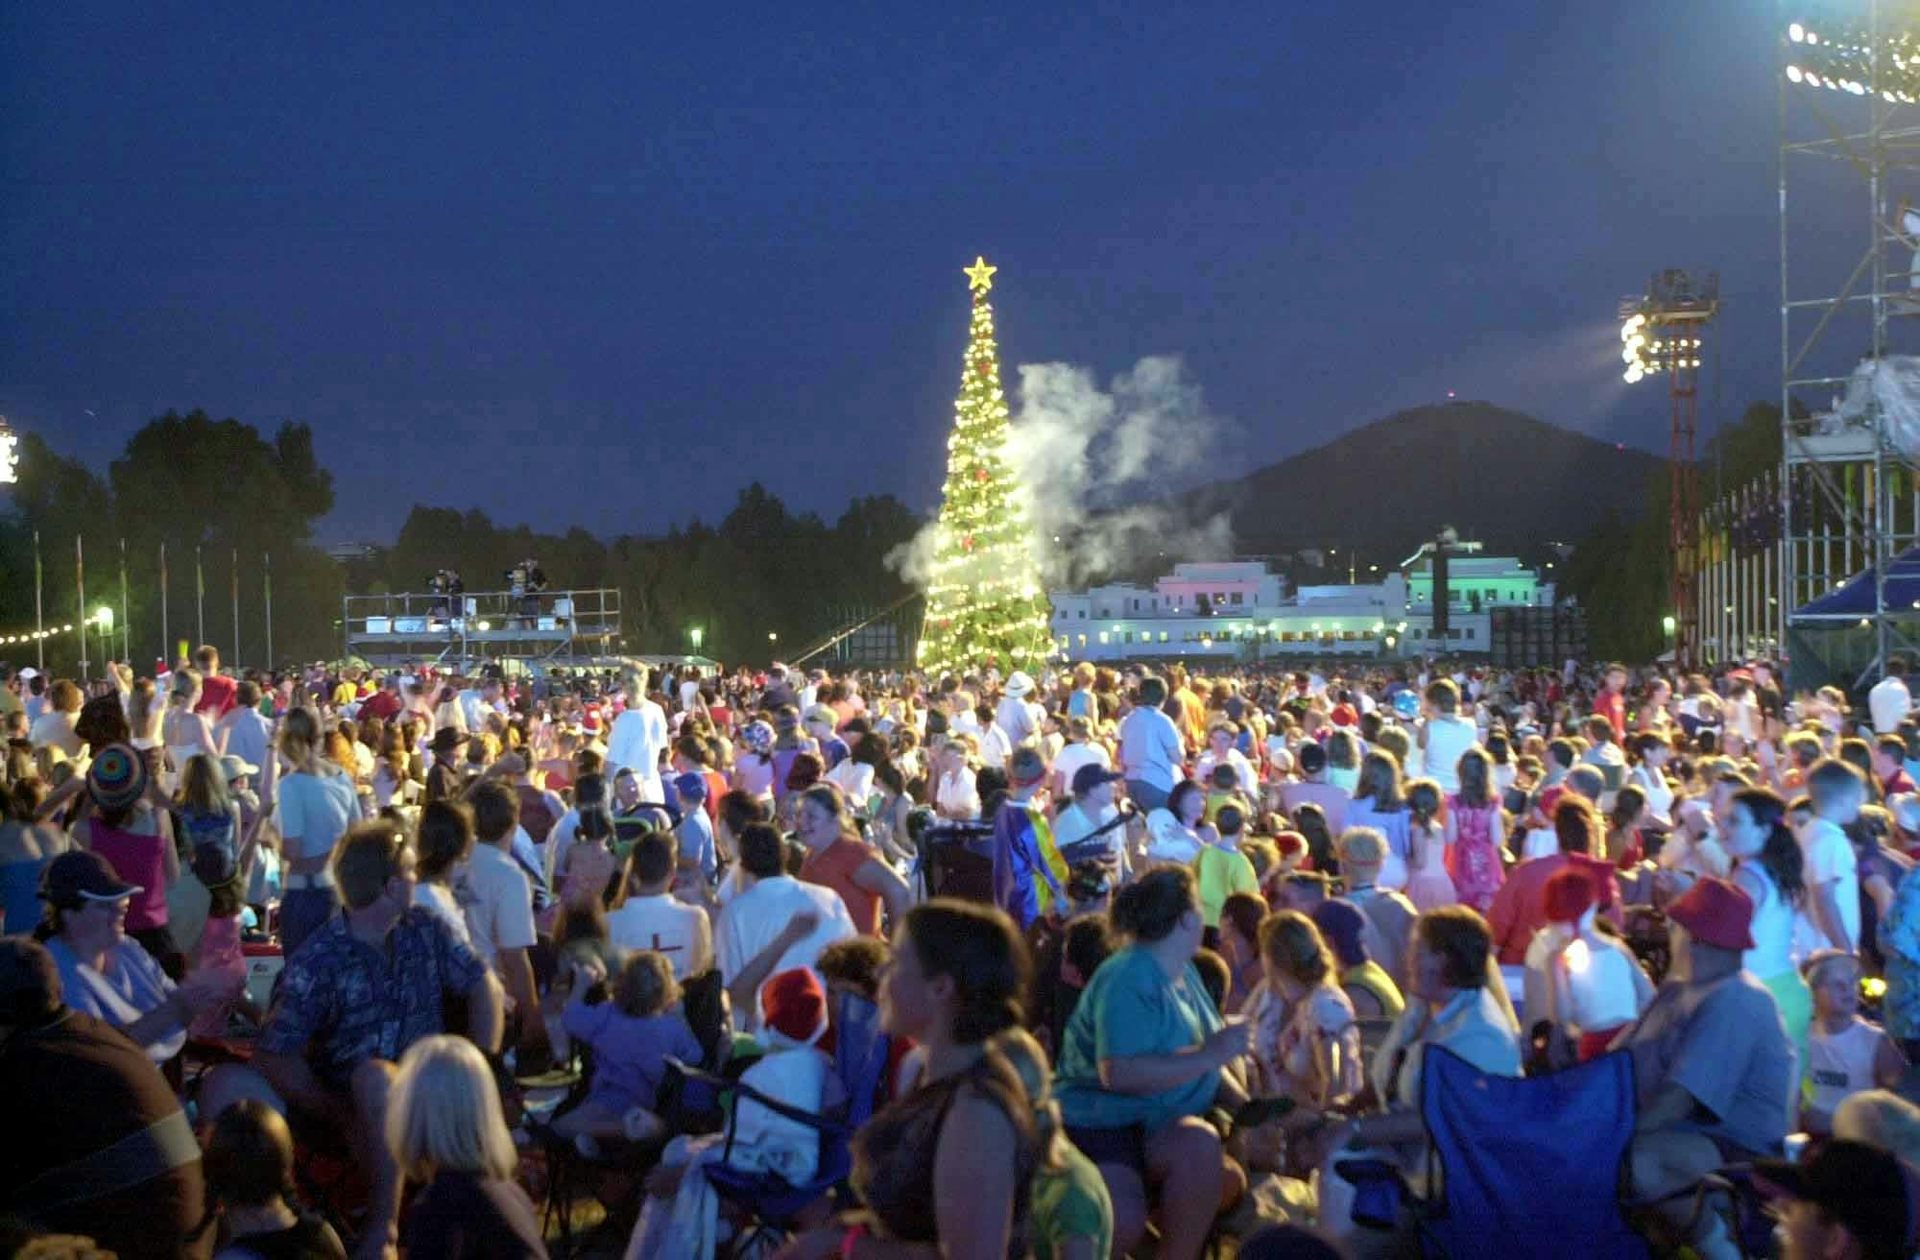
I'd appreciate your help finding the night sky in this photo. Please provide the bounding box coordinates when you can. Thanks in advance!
[3,2,1797,544]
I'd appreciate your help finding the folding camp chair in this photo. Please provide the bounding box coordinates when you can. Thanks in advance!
[1339,1046,1648,1259]
[1417,1045,1647,1258]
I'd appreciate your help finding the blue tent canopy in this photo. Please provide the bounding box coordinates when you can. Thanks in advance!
[1792,545,1920,620]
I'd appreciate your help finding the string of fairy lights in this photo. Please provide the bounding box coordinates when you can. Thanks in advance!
[916,256,1055,676]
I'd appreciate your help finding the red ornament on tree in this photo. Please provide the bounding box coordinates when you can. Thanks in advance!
[972,467,988,482]
[961,535,975,552]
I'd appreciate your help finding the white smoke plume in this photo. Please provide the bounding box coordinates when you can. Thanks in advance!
[1009,355,1234,588]
[887,354,1235,590]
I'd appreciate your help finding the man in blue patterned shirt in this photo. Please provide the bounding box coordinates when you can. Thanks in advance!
[251,819,503,1260]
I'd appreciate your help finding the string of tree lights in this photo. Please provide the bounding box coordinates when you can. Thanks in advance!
[915,256,1056,678]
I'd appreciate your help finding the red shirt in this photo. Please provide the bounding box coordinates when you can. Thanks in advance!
[1485,851,1622,965]
[1595,690,1626,740]
[194,673,238,719]
[358,690,402,722]
[1884,769,1917,798]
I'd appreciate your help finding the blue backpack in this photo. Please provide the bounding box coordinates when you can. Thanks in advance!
[180,806,239,887]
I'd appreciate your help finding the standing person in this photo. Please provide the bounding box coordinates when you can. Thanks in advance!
[71,744,184,976]
[1345,751,1413,891]
[388,1036,548,1258]
[1870,657,1914,736]
[606,666,668,802]
[215,680,274,779]
[0,778,67,934]
[1053,867,1251,1260]
[606,831,712,977]
[1417,679,1480,794]
[1445,747,1506,915]
[1725,787,1814,1067]
[1800,758,1866,954]
[714,822,856,1016]
[273,708,359,958]
[1050,716,1113,801]
[1118,676,1185,814]
[460,782,544,1060]
[192,645,239,720]
[996,671,1042,750]
[1594,663,1629,741]
[795,782,911,937]
[29,678,84,758]
[1194,721,1258,800]
[990,748,1069,931]
[1486,795,1621,967]
[1401,779,1457,912]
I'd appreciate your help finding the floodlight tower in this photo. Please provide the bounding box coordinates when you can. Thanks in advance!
[1621,271,1719,669]
[1780,2,1920,689]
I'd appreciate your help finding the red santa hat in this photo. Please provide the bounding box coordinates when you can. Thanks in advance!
[760,967,828,1047]
[1544,867,1597,924]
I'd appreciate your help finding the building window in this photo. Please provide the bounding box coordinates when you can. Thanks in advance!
[1098,631,1109,645]
[1077,610,1085,619]
[1159,631,1170,643]
[1076,634,1087,647]
[1230,592,1244,605]
[1466,628,1475,640]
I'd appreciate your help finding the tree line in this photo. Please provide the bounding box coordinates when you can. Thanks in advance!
[1,410,923,674]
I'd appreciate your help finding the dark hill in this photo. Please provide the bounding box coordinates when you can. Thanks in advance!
[1185,401,1664,560]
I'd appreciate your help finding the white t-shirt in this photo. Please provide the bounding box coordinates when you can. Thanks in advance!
[605,700,670,798]
[1052,741,1112,792]
[1870,675,1914,735]
[715,875,855,1022]
[1796,817,1862,952]
[608,893,713,978]
[1420,715,1481,794]
[976,724,1012,770]
[458,842,537,971]
[1195,748,1258,798]
[935,768,980,819]
[414,882,473,947]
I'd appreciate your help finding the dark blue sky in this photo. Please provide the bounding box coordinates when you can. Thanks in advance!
[3,2,1793,543]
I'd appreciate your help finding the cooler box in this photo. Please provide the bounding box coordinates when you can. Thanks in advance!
[243,942,284,1009]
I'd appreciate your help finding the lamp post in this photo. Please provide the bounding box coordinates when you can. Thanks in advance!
[689,626,704,654]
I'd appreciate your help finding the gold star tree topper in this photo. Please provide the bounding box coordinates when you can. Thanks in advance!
[963,255,997,292]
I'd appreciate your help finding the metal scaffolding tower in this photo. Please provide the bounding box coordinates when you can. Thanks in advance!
[1780,0,1920,689]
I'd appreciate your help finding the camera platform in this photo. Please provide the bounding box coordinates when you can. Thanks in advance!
[341,587,622,669]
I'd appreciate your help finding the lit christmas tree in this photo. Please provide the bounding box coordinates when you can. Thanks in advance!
[916,256,1056,679]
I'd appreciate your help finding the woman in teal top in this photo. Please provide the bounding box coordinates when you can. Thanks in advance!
[1053,865,1252,1260]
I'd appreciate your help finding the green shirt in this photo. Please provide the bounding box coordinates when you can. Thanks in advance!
[1030,1140,1114,1259]
[1053,945,1224,1132]
[1192,845,1259,928]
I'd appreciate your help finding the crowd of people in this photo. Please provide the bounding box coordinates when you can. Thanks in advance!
[7,647,1920,1258]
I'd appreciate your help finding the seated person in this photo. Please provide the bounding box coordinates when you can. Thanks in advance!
[0,937,210,1260]
[816,935,922,1104]
[1309,897,1405,1021]
[35,849,236,1065]
[1755,1139,1920,1260]
[1617,877,1794,1260]
[1053,866,1251,1260]
[1803,950,1908,1136]
[554,949,701,1155]
[1523,867,1654,1062]
[213,821,504,1260]
[1298,907,1522,1250]
[204,1100,348,1259]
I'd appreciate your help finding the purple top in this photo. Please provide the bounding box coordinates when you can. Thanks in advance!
[561,1002,703,1112]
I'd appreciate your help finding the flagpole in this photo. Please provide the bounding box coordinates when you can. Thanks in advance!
[195,545,205,648]
[159,543,169,668]
[264,553,274,669]
[32,530,44,673]
[76,536,88,680]
[119,538,130,663]
[231,547,241,668]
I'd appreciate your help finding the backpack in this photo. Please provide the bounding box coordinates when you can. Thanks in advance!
[180,806,239,887]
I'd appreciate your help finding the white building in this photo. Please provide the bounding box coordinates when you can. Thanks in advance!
[1049,546,1553,663]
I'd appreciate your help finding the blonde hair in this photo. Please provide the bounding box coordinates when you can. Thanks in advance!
[179,753,231,815]
[386,1035,517,1183]
[989,1027,1066,1171]
[1833,1090,1920,1164]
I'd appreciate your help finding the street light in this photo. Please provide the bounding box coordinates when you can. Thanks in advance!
[689,626,704,653]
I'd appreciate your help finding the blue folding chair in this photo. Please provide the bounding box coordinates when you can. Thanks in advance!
[1415,1045,1648,1259]
[665,990,895,1254]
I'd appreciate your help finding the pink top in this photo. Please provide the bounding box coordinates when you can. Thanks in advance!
[189,915,245,1040]
[88,820,169,932]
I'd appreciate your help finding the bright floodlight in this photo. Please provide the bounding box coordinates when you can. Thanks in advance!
[1783,17,1920,103]
[94,606,113,630]
[0,423,16,486]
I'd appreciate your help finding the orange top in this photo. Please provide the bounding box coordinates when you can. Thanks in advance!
[801,837,880,936]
